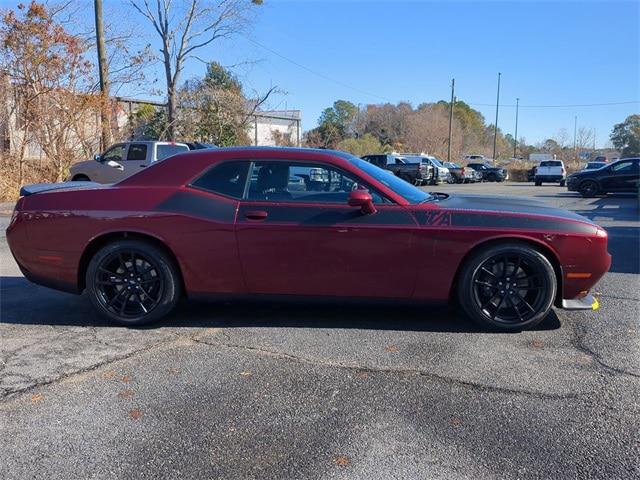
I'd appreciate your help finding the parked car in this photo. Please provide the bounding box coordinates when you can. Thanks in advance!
[69,141,190,184]
[466,162,508,182]
[361,153,433,185]
[8,147,610,331]
[583,161,608,170]
[464,154,491,163]
[444,162,477,183]
[567,157,640,197]
[402,154,451,184]
[535,160,566,186]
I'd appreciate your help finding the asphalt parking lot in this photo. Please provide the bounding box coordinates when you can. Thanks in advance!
[1,182,639,479]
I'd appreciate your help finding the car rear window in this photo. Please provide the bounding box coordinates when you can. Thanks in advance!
[156,144,190,161]
[540,161,562,167]
[191,161,250,198]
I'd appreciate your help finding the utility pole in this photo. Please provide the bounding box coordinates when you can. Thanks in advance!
[492,72,501,163]
[94,0,110,151]
[513,97,519,159]
[573,115,577,159]
[447,78,455,162]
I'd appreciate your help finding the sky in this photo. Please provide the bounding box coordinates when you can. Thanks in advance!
[4,0,640,147]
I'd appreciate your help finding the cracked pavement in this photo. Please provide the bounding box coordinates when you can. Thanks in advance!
[1,184,639,479]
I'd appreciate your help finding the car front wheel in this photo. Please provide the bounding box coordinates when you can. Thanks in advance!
[86,239,181,326]
[457,243,557,331]
[579,180,599,197]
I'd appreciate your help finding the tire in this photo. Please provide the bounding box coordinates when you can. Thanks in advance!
[72,174,90,181]
[457,242,557,331]
[487,173,497,182]
[535,180,542,186]
[579,180,599,197]
[559,180,566,187]
[86,239,181,326]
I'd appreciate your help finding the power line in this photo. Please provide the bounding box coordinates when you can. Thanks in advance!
[243,36,392,102]
[243,37,639,109]
[467,101,640,108]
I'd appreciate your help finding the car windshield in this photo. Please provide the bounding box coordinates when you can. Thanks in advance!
[445,162,459,168]
[346,155,434,204]
[430,157,444,167]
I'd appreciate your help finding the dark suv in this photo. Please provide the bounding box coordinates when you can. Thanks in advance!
[465,162,508,182]
[567,158,640,197]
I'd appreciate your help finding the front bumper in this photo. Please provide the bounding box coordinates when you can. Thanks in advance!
[561,294,599,311]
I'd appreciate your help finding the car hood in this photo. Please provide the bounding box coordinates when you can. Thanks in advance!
[568,169,598,178]
[435,193,595,225]
[70,160,95,171]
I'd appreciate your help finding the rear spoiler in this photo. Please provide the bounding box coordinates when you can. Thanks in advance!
[20,181,102,197]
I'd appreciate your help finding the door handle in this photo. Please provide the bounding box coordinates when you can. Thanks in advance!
[245,210,268,220]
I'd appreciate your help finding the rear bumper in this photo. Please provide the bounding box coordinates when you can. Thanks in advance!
[535,175,565,182]
[561,294,599,311]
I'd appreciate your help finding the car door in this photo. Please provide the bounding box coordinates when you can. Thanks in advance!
[95,144,128,183]
[121,143,151,178]
[235,159,419,298]
[601,160,639,192]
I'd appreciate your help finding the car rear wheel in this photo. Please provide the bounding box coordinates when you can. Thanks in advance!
[86,239,181,326]
[457,243,556,331]
[487,173,497,182]
[560,180,566,187]
[579,180,599,197]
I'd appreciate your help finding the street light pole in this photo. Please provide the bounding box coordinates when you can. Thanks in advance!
[513,97,519,159]
[492,72,501,163]
[447,78,455,162]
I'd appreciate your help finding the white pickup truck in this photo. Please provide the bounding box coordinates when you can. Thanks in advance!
[534,160,567,186]
[69,141,190,183]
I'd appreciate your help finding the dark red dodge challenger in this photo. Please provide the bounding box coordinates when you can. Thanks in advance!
[7,147,610,331]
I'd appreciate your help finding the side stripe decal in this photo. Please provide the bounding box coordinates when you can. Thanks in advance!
[156,191,237,223]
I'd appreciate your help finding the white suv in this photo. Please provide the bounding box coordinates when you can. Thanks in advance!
[69,141,190,184]
[534,160,566,186]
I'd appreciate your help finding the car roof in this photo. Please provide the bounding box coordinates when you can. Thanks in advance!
[117,146,355,188]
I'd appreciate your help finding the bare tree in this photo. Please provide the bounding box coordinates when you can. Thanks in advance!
[130,0,261,140]
[576,126,595,150]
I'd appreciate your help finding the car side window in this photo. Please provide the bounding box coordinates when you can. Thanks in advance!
[156,144,189,161]
[190,161,250,199]
[246,161,386,204]
[102,145,125,162]
[611,161,634,173]
[126,144,147,161]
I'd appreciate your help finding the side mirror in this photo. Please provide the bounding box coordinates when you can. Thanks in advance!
[105,159,124,171]
[93,153,102,162]
[348,189,377,215]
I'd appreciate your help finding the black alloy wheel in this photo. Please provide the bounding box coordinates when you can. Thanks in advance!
[458,243,556,331]
[579,180,598,197]
[86,239,181,326]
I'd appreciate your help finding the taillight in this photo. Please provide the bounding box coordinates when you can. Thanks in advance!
[461,167,465,175]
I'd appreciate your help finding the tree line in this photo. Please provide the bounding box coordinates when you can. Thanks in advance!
[304,100,640,162]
